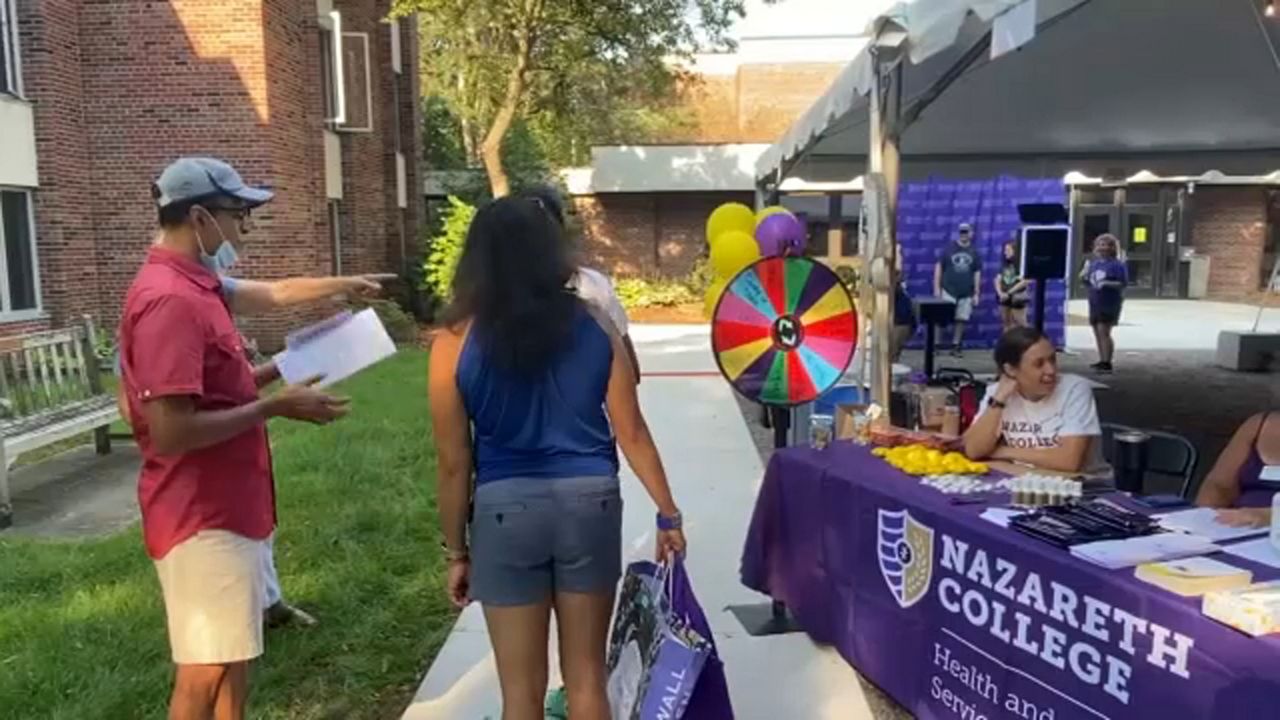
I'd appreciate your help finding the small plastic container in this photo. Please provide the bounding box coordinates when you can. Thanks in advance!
[941,404,961,438]
[809,414,834,450]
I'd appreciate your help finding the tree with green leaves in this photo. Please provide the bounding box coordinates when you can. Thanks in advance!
[394,0,747,197]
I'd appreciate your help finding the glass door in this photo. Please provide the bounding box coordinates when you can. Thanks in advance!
[1122,206,1162,298]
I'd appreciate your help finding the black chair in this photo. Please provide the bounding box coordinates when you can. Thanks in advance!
[1101,422,1200,498]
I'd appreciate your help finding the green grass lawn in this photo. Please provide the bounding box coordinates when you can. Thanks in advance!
[0,349,455,719]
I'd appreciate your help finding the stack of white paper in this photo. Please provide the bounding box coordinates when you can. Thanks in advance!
[1156,507,1270,542]
[274,309,398,388]
[1071,533,1221,570]
[1221,537,1280,570]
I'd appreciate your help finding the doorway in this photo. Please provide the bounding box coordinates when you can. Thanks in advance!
[1071,187,1187,299]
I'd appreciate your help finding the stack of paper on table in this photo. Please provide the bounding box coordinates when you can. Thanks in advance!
[1135,557,1254,596]
[274,309,397,388]
[1203,580,1280,636]
[1221,537,1280,570]
[1156,507,1269,542]
[1070,533,1220,570]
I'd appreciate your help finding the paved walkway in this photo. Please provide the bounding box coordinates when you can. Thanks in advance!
[1065,298,1279,352]
[402,325,878,719]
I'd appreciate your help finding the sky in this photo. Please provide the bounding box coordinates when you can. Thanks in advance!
[730,0,894,40]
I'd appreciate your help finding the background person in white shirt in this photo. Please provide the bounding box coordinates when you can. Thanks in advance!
[963,326,1108,475]
[523,185,641,382]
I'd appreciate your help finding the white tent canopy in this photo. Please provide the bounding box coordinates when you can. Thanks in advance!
[756,0,1280,181]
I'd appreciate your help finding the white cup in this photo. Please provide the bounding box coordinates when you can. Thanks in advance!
[1271,492,1280,553]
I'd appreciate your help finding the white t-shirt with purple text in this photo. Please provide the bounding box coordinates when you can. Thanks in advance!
[978,373,1109,476]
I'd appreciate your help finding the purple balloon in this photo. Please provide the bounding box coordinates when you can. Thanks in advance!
[755,213,806,258]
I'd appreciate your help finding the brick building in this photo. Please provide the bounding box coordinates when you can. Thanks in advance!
[554,36,861,280]
[1,0,420,348]
[1067,177,1280,301]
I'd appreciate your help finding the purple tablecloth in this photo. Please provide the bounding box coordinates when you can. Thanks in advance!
[741,444,1280,720]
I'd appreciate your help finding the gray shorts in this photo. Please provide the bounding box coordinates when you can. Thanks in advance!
[470,476,623,606]
[941,291,974,322]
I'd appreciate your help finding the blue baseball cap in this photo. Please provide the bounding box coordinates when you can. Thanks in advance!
[153,157,274,209]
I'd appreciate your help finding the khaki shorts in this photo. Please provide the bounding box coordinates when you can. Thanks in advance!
[154,530,267,665]
[941,291,975,322]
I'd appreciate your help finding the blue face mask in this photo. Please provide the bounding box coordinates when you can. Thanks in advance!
[195,208,240,274]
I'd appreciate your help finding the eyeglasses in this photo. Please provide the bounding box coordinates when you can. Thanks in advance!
[205,205,253,233]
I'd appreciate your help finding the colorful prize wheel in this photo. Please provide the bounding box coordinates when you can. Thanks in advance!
[711,256,858,407]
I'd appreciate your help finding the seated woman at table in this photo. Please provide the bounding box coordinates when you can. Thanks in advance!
[962,326,1109,476]
[1197,411,1280,527]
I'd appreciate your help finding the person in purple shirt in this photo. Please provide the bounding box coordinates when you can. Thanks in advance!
[1199,411,1280,528]
[1080,234,1127,374]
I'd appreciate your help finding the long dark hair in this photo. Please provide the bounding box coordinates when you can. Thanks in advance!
[445,196,579,373]
[1002,240,1019,267]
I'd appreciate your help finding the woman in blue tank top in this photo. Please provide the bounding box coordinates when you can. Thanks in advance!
[427,196,685,719]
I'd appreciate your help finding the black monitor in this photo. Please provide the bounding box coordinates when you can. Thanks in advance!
[1021,225,1070,280]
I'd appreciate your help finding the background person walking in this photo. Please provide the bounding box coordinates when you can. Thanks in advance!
[1081,233,1128,374]
[934,222,982,356]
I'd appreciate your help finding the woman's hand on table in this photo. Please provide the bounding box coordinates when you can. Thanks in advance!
[1215,508,1271,528]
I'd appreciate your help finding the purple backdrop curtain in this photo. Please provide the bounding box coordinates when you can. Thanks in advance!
[897,175,1067,349]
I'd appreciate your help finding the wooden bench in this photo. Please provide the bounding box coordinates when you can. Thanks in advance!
[0,317,118,529]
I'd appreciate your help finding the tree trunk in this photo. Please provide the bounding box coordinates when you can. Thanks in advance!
[479,1,539,198]
[457,74,477,164]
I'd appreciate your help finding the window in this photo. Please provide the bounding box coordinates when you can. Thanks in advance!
[1,0,21,96]
[339,32,373,132]
[0,190,40,315]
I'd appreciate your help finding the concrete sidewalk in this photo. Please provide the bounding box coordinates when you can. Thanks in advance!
[402,325,876,719]
[1065,299,1279,352]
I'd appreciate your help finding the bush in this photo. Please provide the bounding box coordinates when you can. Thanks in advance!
[351,298,420,345]
[685,257,714,295]
[613,276,698,310]
[423,196,476,304]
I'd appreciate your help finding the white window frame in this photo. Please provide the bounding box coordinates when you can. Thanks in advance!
[389,17,402,75]
[337,31,373,133]
[321,10,346,125]
[0,188,44,321]
[1,0,24,98]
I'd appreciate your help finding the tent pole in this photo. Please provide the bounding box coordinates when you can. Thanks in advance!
[868,50,902,411]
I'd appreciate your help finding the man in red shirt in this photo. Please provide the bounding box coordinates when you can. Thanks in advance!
[116,270,396,631]
[119,157,349,720]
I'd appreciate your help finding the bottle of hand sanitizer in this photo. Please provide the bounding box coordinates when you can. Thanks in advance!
[1271,492,1280,553]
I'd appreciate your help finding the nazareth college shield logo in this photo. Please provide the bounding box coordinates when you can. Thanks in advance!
[877,509,935,608]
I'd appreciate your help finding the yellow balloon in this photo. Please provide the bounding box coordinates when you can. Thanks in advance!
[706,203,755,246]
[755,205,793,225]
[704,279,729,318]
[710,230,761,279]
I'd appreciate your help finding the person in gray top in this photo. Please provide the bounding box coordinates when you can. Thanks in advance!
[933,222,982,356]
